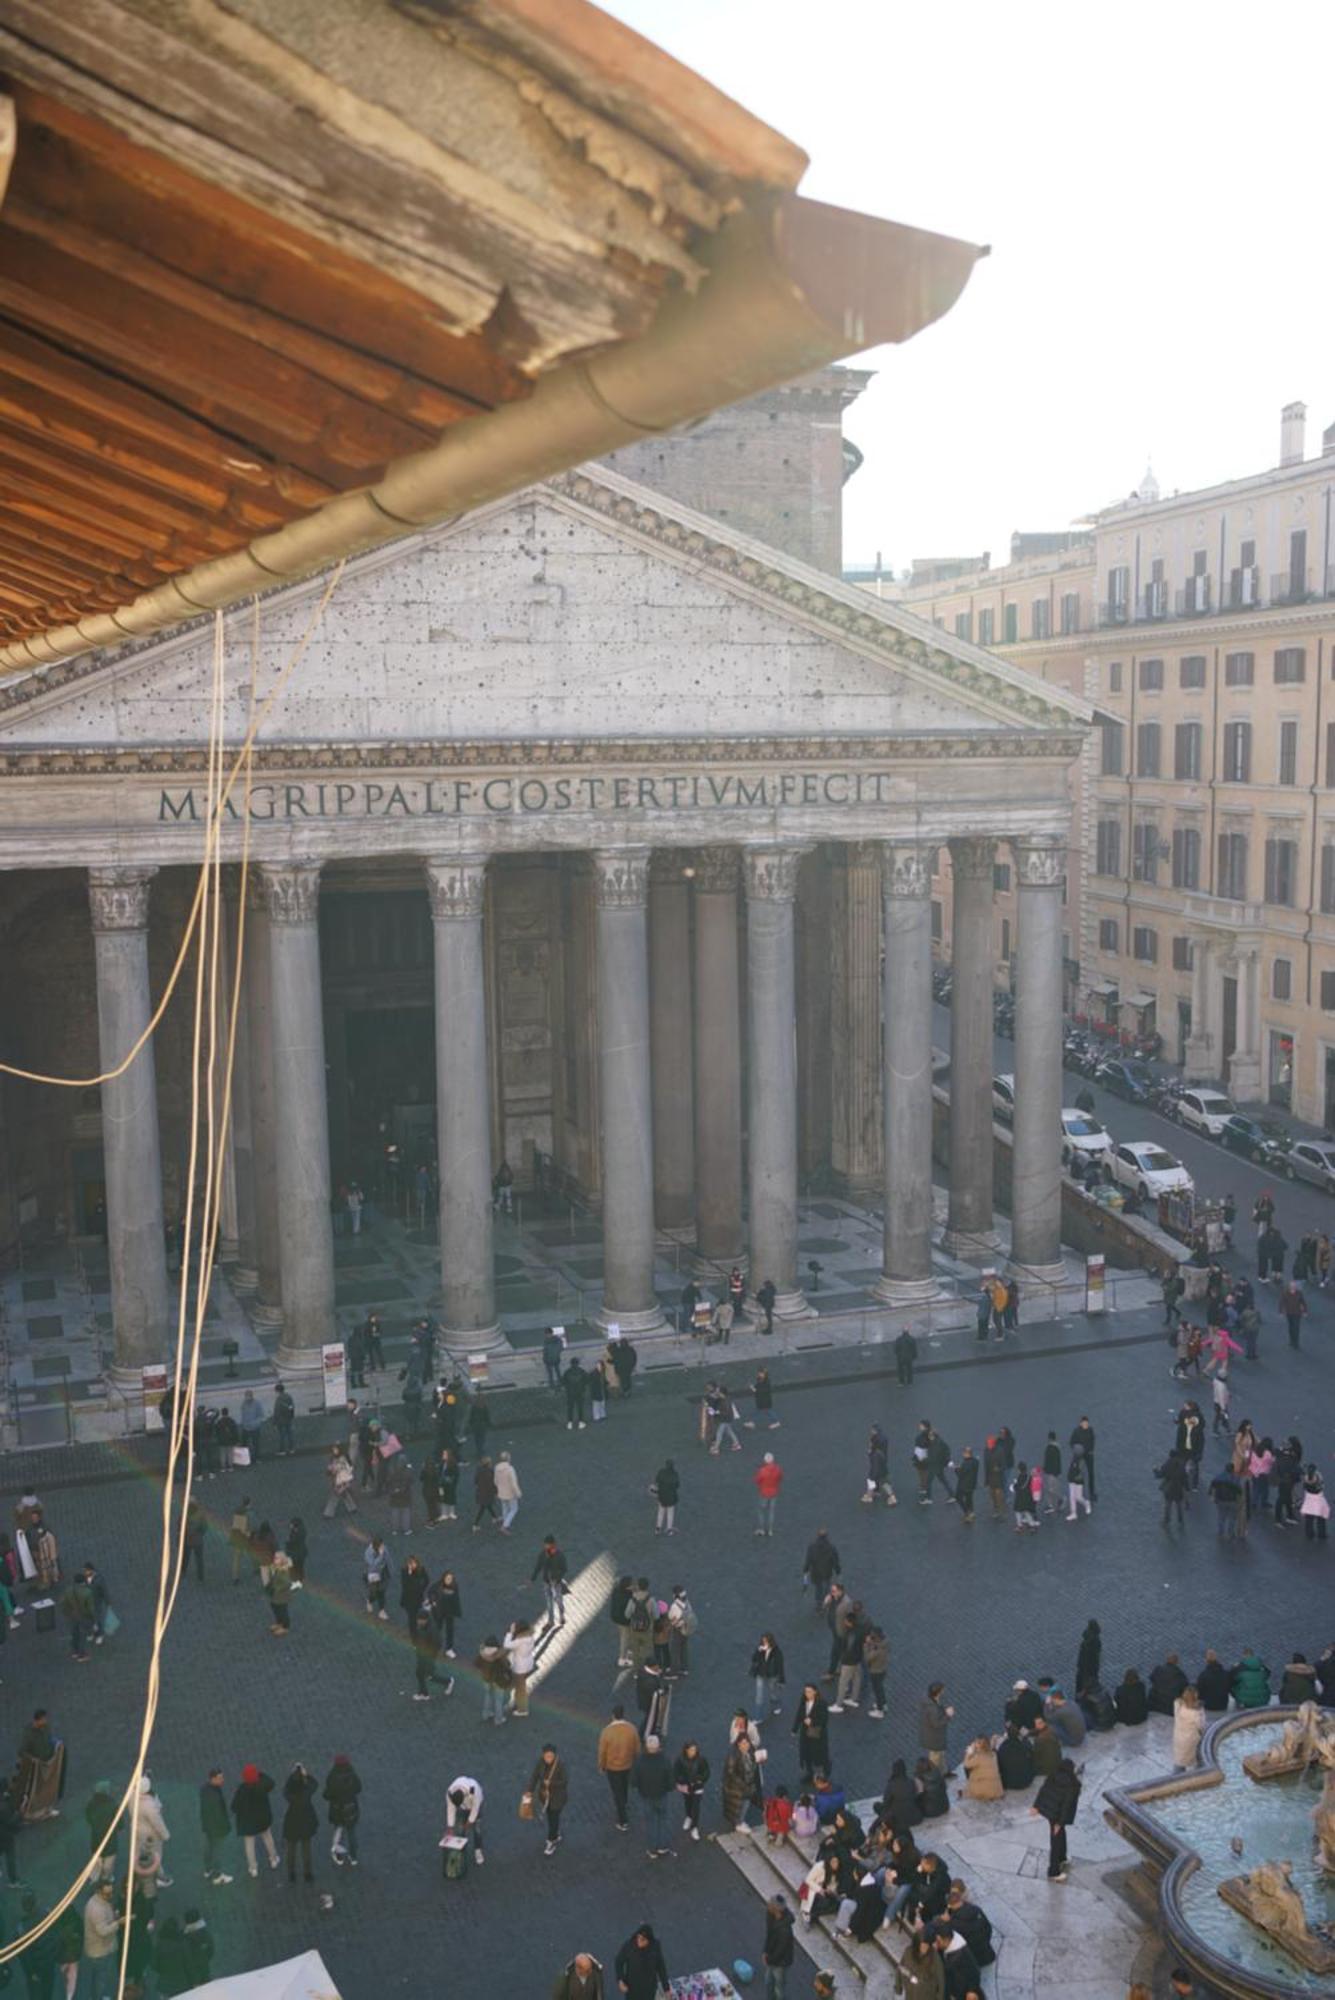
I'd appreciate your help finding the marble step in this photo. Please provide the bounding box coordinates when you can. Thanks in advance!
[715,1825,903,1992]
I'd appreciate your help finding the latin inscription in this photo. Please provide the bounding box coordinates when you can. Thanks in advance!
[158,770,898,824]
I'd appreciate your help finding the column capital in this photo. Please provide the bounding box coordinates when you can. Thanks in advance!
[743,845,805,902]
[89,866,156,933]
[948,835,995,880]
[592,848,650,909]
[649,850,691,887]
[880,843,932,900]
[693,845,740,895]
[259,860,322,925]
[1011,836,1066,889]
[425,854,487,921]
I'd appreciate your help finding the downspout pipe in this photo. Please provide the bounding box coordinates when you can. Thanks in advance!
[0,191,984,676]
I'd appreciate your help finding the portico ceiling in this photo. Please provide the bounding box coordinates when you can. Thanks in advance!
[0,0,986,677]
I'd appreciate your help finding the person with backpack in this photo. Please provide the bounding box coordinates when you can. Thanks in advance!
[622,1579,655,1673]
[666,1586,696,1676]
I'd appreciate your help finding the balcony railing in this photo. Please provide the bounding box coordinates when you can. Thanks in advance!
[1227,566,1261,609]
[1099,600,1129,627]
[1270,568,1312,605]
[1140,583,1168,620]
[1175,576,1212,616]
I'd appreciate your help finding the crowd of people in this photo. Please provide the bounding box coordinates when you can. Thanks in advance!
[3,1185,1331,2000]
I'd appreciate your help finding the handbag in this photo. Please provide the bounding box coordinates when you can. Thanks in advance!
[232,1445,252,1468]
[101,1606,122,1638]
[517,1792,535,1821]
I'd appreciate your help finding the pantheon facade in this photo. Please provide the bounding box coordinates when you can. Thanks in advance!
[0,465,1087,1378]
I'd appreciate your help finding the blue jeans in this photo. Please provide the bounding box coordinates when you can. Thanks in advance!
[482,1682,507,1722]
[753,1675,772,1719]
[765,1968,789,2000]
[643,1794,668,1850]
[756,1496,777,1535]
[332,1820,359,1862]
[500,1498,519,1530]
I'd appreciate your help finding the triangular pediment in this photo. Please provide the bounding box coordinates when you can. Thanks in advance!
[0,470,1089,754]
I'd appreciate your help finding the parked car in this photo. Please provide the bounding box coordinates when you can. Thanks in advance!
[1219,1114,1290,1168]
[992,1074,1015,1124]
[1107,1140,1193,1201]
[1283,1138,1335,1193]
[1060,1108,1113,1165]
[1095,1059,1154,1103]
[1176,1088,1236,1138]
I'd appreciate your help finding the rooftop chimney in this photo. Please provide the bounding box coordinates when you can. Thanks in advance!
[1280,401,1306,467]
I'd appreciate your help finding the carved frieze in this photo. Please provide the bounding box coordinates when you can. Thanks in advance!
[592,849,650,908]
[259,861,322,925]
[88,865,155,932]
[424,856,487,921]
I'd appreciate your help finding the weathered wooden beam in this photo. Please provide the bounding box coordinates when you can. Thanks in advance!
[15,90,525,410]
[0,430,242,549]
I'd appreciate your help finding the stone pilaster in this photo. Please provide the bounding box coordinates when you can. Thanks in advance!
[1010,837,1066,1277]
[89,866,171,1386]
[649,852,694,1228]
[876,843,940,1303]
[943,836,999,1258]
[692,845,743,1261]
[243,873,283,1327]
[260,861,334,1374]
[744,846,808,1317]
[426,855,502,1351]
[830,843,883,1192]
[593,849,665,1332]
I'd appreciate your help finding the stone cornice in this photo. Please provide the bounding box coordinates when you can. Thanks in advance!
[549,471,1080,729]
[0,731,1086,780]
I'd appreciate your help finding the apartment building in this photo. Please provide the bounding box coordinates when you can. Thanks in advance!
[858,402,1335,1127]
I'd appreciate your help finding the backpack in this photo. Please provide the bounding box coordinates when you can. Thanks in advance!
[676,1602,699,1638]
[629,1596,652,1635]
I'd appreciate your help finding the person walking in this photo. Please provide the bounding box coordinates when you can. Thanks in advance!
[1279,1278,1308,1349]
[1157,1449,1189,1529]
[363,1536,391,1619]
[530,1535,570,1629]
[711,1387,743,1454]
[762,1894,796,2000]
[1031,1757,1081,1882]
[754,1454,784,1538]
[428,1568,462,1657]
[400,1552,430,1636]
[751,1633,787,1719]
[230,1765,279,1878]
[562,1359,588,1431]
[597,1705,639,1833]
[198,1770,233,1887]
[323,1447,357,1519]
[830,1601,867,1713]
[672,1740,710,1844]
[494,1451,522,1534]
[528,1745,568,1857]
[272,1384,296,1458]
[864,1426,898,1507]
[983,1437,1008,1522]
[634,1734,675,1858]
[750,1367,780,1430]
[614,1927,670,2000]
[652,1461,679,1536]
[503,1620,535,1717]
[1211,1371,1232,1437]
[863,1625,889,1718]
[472,1457,500,1533]
[791,1684,831,1782]
[802,1529,841,1599]
[919,1684,954,1773]
[553,1953,605,2000]
[323,1756,362,1868]
[1068,1418,1096,1501]
[281,1764,318,1884]
[1065,1446,1092,1522]
[386,1457,414,1537]
[894,1327,917,1386]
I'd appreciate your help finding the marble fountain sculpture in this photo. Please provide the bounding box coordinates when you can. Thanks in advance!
[1105,1706,1335,1998]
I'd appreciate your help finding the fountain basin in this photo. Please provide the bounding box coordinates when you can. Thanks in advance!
[1106,1708,1335,2000]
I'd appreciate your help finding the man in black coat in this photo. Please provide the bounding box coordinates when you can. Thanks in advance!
[803,1531,841,1596]
[615,1924,669,1999]
[946,1883,994,1967]
[1148,1654,1189,1716]
[1069,1418,1097,1500]
[1005,1681,1043,1731]
[1196,1650,1232,1711]
[762,1897,796,1986]
[928,1919,984,2000]
[894,1327,917,1386]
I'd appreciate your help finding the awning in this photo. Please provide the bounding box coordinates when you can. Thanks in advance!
[1123,990,1156,1010]
[182,1950,340,2000]
[1088,979,1119,997]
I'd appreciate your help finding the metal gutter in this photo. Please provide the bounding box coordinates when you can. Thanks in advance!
[0,191,984,677]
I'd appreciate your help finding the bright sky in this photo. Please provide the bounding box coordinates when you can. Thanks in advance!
[602,0,1332,574]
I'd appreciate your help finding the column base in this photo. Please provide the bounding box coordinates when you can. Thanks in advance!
[250,1300,284,1330]
[273,1340,326,1378]
[231,1266,260,1297]
[1227,1050,1263,1104]
[596,1301,668,1336]
[874,1273,943,1308]
[1182,1036,1215,1083]
[940,1226,1001,1263]
[217,1236,239,1266]
[772,1288,816,1322]
[1007,1257,1068,1288]
[441,1322,506,1358]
